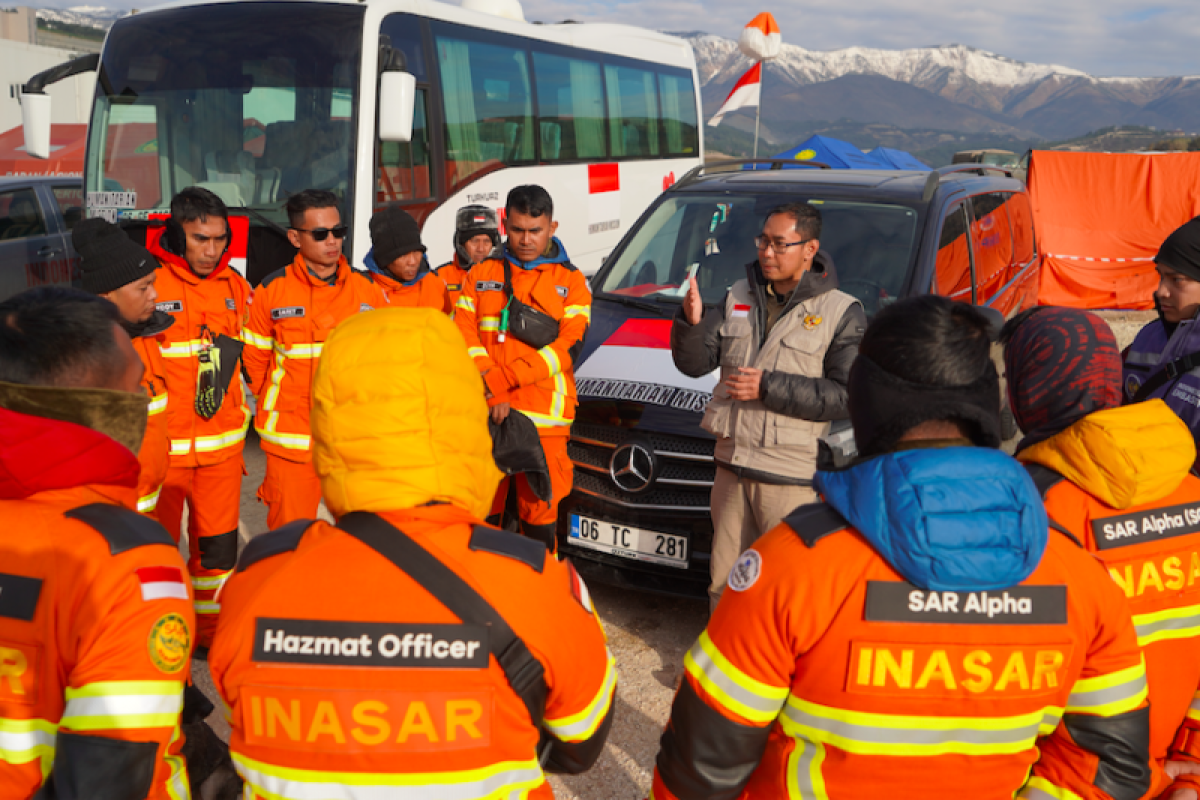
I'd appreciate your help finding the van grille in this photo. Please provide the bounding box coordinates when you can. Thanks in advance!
[569,423,715,511]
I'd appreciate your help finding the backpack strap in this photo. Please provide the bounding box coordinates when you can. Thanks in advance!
[336,512,548,729]
[783,502,849,548]
[1022,464,1084,548]
[64,503,174,555]
[1132,349,1200,403]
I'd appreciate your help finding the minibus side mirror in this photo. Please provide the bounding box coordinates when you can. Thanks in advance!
[379,72,416,143]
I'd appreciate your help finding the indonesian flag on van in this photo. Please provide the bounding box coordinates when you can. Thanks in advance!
[708,63,761,128]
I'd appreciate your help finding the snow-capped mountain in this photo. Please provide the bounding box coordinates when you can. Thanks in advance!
[679,31,1200,140]
[35,5,127,30]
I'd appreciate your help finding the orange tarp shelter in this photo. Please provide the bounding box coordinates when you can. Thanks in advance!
[1028,150,1200,309]
[0,124,86,178]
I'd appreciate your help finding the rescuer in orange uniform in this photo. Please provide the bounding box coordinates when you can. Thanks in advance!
[210,307,616,799]
[364,203,452,313]
[74,217,172,519]
[244,189,386,529]
[436,204,501,311]
[1003,307,1200,800]
[651,296,1152,800]
[455,185,591,549]
[147,186,252,649]
[0,287,195,798]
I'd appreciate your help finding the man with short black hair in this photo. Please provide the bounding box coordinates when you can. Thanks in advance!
[147,186,252,648]
[0,287,195,798]
[672,201,865,610]
[454,185,591,550]
[652,295,1152,800]
[74,217,173,519]
[244,189,385,529]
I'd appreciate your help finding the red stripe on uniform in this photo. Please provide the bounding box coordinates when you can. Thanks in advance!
[588,163,620,194]
[136,565,185,584]
[604,318,672,349]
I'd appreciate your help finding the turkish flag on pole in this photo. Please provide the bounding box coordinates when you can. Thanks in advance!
[708,63,761,127]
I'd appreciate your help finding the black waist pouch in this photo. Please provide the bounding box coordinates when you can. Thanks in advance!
[504,260,560,350]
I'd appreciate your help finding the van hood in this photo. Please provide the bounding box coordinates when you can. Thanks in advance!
[816,447,1049,591]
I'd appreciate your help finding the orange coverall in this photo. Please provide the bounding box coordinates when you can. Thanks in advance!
[131,321,171,517]
[243,255,385,529]
[435,256,470,312]
[0,405,195,798]
[1021,399,1200,798]
[454,244,591,546]
[369,267,452,314]
[148,232,252,647]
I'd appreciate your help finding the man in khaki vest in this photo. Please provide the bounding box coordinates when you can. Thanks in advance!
[672,202,865,610]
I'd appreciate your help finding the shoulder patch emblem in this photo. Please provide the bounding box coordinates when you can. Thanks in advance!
[1125,374,1142,398]
[156,301,182,313]
[728,549,762,592]
[271,306,305,320]
[803,314,823,330]
[136,566,189,602]
[148,613,191,674]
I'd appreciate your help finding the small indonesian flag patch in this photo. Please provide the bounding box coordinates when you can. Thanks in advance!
[137,566,189,602]
[731,304,751,318]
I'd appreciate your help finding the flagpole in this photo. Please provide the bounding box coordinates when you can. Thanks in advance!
[752,59,762,169]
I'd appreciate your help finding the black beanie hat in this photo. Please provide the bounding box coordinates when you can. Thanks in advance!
[370,204,425,267]
[73,217,157,295]
[1157,215,1200,282]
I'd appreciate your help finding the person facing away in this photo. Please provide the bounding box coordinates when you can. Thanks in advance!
[1004,306,1200,800]
[210,307,616,799]
[145,186,252,649]
[1124,216,1200,470]
[73,217,173,520]
[652,295,1151,800]
[364,203,452,314]
[671,201,866,611]
[0,287,195,799]
[243,188,386,531]
[436,204,502,312]
[454,185,591,551]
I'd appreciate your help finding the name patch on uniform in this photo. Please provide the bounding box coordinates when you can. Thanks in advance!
[1093,502,1200,550]
[156,301,182,314]
[475,280,504,293]
[272,306,306,320]
[0,573,42,621]
[253,618,489,668]
[864,581,1068,625]
[360,304,374,312]
[555,285,569,297]
[225,298,237,311]
[446,283,461,292]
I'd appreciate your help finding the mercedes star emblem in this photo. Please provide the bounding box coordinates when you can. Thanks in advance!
[610,442,655,493]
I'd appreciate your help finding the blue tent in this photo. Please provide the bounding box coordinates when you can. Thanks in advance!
[868,146,931,171]
[766,135,888,170]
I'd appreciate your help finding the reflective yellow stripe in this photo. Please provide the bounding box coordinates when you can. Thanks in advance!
[479,316,501,332]
[683,631,788,724]
[519,410,572,428]
[244,329,274,349]
[779,693,1059,757]
[786,736,829,800]
[1019,776,1086,800]
[61,680,184,731]
[537,345,563,378]
[232,751,544,800]
[0,717,56,768]
[564,304,591,320]
[456,296,476,313]
[192,410,251,453]
[160,339,207,358]
[195,601,221,615]
[1188,692,1200,722]
[262,350,288,412]
[148,392,169,415]
[278,342,323,359]
[191,571,232,591]
[256,420,313,451]
[137,487,161,514]
[1065,659,1147,716]
[544,651,617,741]
[468,347,489,359]
[164,724,191,800]
[1134,603,1200,647]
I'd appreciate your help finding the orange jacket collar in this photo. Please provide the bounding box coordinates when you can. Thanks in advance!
[289,254,351,288]
[147,232,235,285]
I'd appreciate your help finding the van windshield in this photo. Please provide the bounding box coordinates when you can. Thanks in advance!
[597,194,921,315]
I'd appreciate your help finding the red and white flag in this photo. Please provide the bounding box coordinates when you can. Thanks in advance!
[708,63,761,128]
[136,566,189,602]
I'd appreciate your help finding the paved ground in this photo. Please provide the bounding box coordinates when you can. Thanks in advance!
[189,307,1156,795]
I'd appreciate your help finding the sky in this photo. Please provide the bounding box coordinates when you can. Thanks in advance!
[30,0,1200,78]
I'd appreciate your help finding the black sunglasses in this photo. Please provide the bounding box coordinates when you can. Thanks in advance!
[292,226,348,242]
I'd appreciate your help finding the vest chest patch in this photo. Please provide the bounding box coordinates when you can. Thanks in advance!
[225,298,237,311]
[272,306,306,320]
[476,280,504,293]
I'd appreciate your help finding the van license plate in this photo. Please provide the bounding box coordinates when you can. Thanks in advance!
[569,514,688,568]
